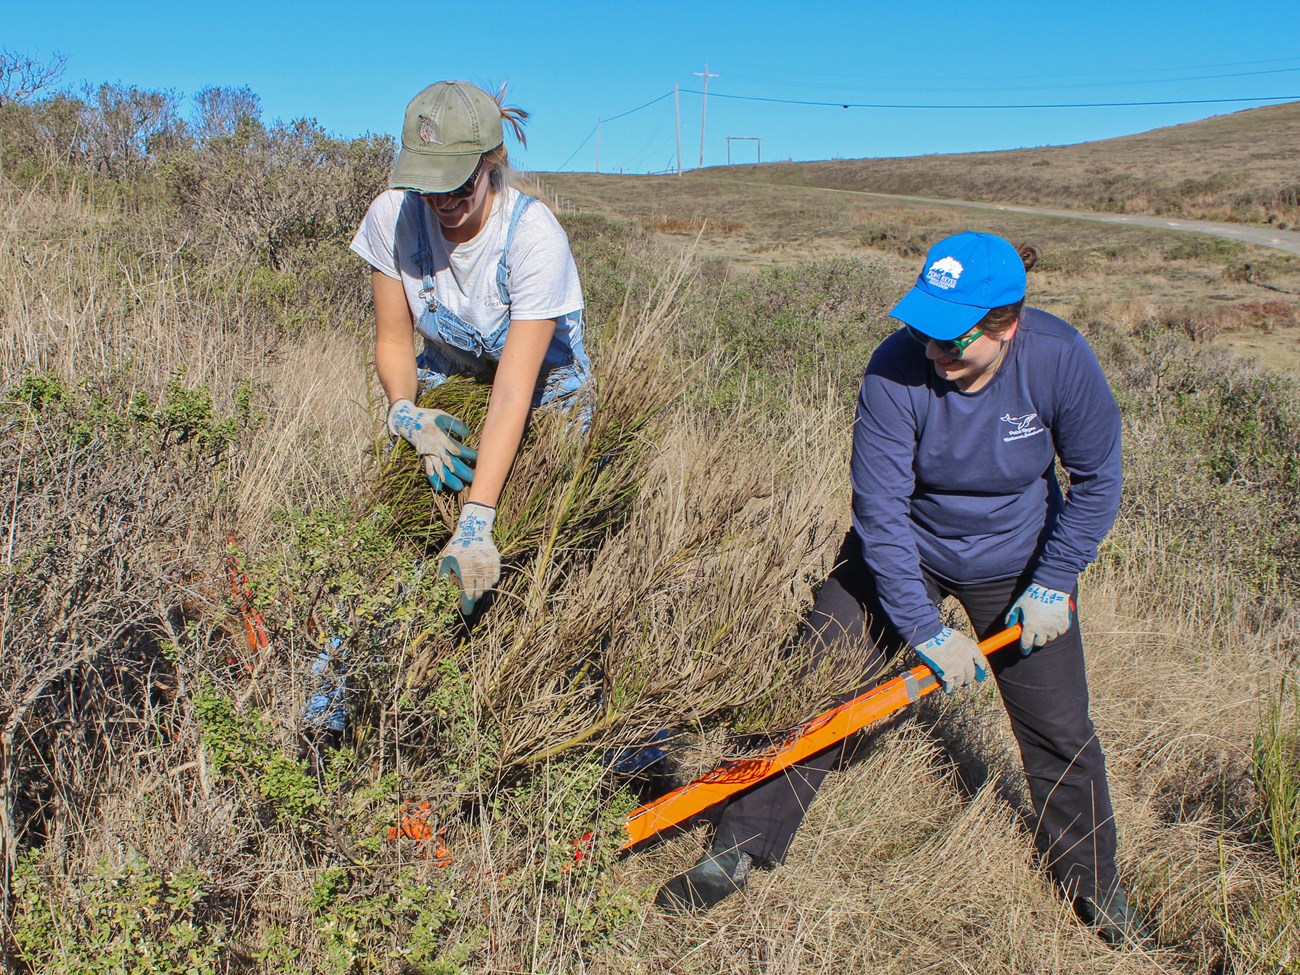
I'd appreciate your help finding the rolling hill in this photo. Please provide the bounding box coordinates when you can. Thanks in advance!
[708,100,1300,228]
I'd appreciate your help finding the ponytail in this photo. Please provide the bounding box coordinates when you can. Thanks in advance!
[978,242,1038,334]
[485,83,529,190]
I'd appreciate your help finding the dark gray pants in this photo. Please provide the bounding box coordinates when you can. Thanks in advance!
[713,532,1118,902]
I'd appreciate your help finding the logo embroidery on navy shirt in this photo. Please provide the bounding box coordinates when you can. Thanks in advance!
[1000,412,1046,443]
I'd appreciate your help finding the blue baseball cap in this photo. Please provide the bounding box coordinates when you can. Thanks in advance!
[888,232,1026,340]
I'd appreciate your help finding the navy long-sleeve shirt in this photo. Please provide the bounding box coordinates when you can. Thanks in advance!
[851,307,1122,645]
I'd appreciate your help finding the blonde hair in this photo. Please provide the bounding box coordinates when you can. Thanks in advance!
[485,83,529,191]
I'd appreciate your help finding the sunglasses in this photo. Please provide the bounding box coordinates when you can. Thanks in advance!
[905,324,986,359]
[432,158,485,199]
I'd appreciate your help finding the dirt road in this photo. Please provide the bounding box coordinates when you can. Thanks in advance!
[778,184,1300,258]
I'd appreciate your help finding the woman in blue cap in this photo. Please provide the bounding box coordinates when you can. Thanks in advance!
[351,80,591,614]
[658,232,1146,945]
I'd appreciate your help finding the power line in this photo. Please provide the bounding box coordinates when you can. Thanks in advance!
[726,65,1300,96]
[555,123,598,172]
[722,55,1300,88]
[556,91,676,172]
[679,89,1300,110]
[600,90,674,124]
[555,81,1300,173]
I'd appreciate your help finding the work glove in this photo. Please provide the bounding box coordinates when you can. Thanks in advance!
[913,626,988,695]
[437,503,500,615]
[387,398,476,492]
[1005,583,1075,654]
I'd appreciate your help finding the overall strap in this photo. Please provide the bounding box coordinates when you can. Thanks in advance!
[495,193,536,305]
[412,194,435,293]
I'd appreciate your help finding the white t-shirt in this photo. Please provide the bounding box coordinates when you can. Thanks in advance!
[350,185,583,340]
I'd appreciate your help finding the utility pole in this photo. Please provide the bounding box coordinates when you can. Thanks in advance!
[674,84,681,175]
[693,62,718,169]
[596,120,601,174]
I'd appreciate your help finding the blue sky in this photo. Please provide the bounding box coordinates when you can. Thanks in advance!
[5,0,1298,174]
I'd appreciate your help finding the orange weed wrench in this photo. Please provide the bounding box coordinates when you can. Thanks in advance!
[621,624,1022,851]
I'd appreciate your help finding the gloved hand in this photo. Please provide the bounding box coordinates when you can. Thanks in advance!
[1005,583,1074,654]
[387,399,476,492]
[913,626,988,694]
[437,503,500,615]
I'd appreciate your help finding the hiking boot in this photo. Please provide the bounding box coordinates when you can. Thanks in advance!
[1074,887,1153,947]
[655,846,753,913]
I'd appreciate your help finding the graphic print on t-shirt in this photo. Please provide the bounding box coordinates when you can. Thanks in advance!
[1000,412,1046,443]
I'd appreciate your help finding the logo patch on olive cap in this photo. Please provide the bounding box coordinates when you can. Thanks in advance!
[418,115,442,146]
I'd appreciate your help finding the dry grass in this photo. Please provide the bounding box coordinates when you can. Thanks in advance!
[519,174,1300,972]
[5,104,1300,973]
[639,213,745,234]
[0,171,375,528]
[544,169,1300,378]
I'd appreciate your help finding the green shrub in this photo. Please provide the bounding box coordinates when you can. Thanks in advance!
[238,500,461,660]
[424,657,501,793]
[495,754,643,952]
[195,683,323,828]
[310,864,485,975]
[1164,233,1244,262]
[559,212,659,333]
[701,256,894,408]
[1253,683,1300,884]
[4,368,261,463]
[11,851,227,975]
[1217,683,1300,972]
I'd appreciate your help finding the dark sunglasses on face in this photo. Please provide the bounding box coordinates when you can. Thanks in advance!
[905,324,987,359]
[432,157,484,199]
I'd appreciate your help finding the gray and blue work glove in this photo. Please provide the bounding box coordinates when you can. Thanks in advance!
[913,626,988,695]
[387,398,476,492]
[1005,584,1075,654]
[437,503,501,615]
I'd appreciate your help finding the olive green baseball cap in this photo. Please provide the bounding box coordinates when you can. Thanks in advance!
[390,81,503,194]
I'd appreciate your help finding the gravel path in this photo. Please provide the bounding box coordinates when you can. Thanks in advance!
[813,187,1300,258]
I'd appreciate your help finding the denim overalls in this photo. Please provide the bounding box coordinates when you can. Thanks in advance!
[302,194,592,735]
[412,191,593,413]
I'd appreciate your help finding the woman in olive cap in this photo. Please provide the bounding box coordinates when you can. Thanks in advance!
[351,80,591,614]
[298,82,590,761]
